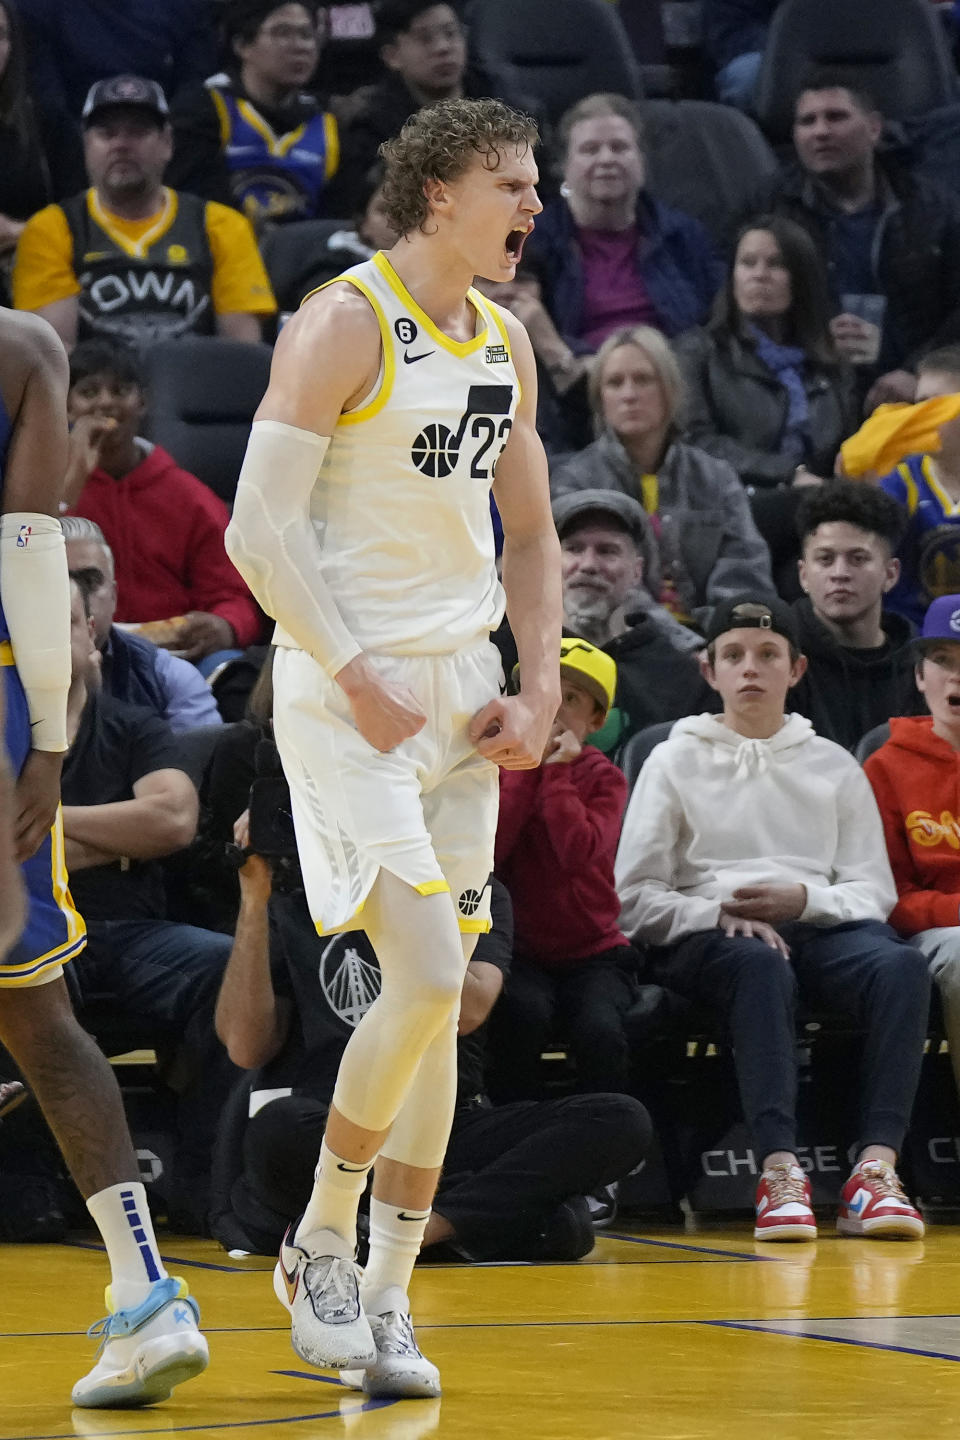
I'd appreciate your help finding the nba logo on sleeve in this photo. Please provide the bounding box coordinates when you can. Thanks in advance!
[16,523,31,547]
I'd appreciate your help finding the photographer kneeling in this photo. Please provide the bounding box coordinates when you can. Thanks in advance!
[210,799,651,1263]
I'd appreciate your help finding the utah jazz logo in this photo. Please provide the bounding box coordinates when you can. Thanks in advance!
[410,384,513,480]
[458,888,482,917]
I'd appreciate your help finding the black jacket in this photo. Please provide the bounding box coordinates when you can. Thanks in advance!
[675,326,857,489]
[607,610,716,747]
[789,597,925,752]
[756,158,960,370]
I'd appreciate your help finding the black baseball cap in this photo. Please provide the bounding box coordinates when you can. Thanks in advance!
[704,593,800,650]
[82,75,170,128]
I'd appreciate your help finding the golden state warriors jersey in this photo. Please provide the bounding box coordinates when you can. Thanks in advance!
[273,250,520,657]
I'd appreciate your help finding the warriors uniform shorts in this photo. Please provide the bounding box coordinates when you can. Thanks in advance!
[1,644,85,987]
[273,640,502,936]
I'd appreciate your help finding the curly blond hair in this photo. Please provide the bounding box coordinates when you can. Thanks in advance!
[379,97,539,237]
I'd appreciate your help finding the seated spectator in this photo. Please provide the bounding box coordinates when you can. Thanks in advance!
[12,75,276,350]
[489,640,637,1099]
[336,0,540,216]
[791,481,924,750]
[63,517,222,732]
[616,592,930,1242]
[757,74,960,409]
[0,1,53,302]
[879,352,960,626]
[62,578,236,1228]
[521,92,721,389]
[169,1,347,229]
[864,594,960,1107]
[551,325,775,632]
[212,844,651,1261]
[551,490,714,752]
[63,339,262,669]
[16,0,217,197]
[676,215,856,491]
[703,0,779,111]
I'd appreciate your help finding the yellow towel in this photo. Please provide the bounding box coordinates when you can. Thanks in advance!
[840,394,960,479]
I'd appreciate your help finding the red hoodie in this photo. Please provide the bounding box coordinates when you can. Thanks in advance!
[495,747,628,966]
[864,714,960,934]
[68,444,261,647]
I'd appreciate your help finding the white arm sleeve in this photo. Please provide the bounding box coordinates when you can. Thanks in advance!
[0,512,70,752]
[224,419,362,677]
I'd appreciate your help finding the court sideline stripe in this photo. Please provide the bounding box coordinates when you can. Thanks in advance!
[706,1318,960,1363]
[605,1232,779,1261]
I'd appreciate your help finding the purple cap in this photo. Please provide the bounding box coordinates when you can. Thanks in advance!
[919,594,960,645]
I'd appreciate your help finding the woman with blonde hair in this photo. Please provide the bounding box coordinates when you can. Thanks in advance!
[551,324,773,631]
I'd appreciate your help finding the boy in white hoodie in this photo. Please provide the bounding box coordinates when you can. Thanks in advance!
[615,594,930,1241]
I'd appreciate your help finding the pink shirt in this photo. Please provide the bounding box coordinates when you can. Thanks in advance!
[577,224,661,350]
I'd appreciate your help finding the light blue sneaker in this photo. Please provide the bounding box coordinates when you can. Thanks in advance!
[72,1275,209,1408]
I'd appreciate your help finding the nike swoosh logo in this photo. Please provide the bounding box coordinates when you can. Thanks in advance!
[397,1211,426,1221]
[336,1161,368,1173]
[279,1256,300,1305]
[403,350,434,364]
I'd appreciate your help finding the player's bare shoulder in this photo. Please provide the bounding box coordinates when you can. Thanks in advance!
[262,281,383,422]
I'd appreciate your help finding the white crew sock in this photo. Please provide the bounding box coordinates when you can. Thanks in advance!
[361,1198,430,1317]
[86,1182,168,1310]
[295,1139,373,1255]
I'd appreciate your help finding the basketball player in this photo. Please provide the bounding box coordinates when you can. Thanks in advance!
[225,97,561,1397]
[0,308,208,1408]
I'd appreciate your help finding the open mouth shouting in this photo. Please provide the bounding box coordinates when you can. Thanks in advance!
[505,223,533,265]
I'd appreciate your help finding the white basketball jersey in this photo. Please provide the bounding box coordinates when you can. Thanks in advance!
[273,250,520,658]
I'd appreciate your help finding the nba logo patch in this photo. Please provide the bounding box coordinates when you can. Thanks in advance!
[16,523,31,547]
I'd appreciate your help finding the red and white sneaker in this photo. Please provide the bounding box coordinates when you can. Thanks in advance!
[754,1163,817,1241]
[837,1160,924,1240]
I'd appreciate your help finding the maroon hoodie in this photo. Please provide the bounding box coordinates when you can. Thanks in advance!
[68,443,261,646]
[495,747,628,966]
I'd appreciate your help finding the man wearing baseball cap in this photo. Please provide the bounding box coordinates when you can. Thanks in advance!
[616,592,930,1244]
[13,75,275,350]
[493,637,639,1098]
[550,489,713,753]
[865,592,960,1112]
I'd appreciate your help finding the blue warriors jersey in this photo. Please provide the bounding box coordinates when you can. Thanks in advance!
[881,452,960,625]
[0,388,85,983]
[208,80,339,225]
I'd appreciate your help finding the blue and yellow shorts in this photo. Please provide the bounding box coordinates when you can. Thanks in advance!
[1,640,85,987]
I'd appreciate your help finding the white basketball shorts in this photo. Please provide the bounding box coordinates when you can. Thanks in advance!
[272,640,503,936]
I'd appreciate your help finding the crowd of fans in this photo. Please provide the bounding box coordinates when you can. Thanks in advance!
[6,0,960,1252]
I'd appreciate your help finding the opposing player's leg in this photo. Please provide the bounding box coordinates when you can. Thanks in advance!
[0,975,208,1407]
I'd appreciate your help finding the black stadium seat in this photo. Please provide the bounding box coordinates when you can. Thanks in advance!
[618,720,676,792]
[142,337,271,506]
[754,0,958,143]
[642,100,778,244]
[260,218,347,315]
[469,0,643,129]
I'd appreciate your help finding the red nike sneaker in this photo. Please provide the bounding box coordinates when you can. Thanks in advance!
[754,1162,817,1241]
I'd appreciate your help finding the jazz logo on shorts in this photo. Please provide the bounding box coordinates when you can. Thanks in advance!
[16,523,32,547]
[458,888,482,917]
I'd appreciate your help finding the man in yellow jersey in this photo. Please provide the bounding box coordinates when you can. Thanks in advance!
[225,97,561,1398]
[0,308,208,1407]
[12,75,276,351]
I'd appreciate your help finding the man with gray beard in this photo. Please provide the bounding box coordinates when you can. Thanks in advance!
[553,490,713,752]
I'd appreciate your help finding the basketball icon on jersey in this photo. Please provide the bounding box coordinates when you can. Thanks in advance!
[410,383,515,481]
[458,888,482,917]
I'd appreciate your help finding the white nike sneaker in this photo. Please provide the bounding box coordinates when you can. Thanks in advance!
[340,1310,441,1399]
[72,1276,208,1408]
[274,1223,376,1369]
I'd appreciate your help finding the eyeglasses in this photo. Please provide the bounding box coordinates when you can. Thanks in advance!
[259,23,318,43]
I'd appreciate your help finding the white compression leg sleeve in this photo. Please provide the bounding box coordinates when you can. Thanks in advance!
[224,420,361,677]
[379,933,478,1170]
[0,513,70,751]
[330,870,466,1136]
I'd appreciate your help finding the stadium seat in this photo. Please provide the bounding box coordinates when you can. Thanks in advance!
[618,720,676,792]
[643,100,778,243]
[854,721,891,765]
[469,0,643,129]
[754,0,958,143]
[142,337,271,505]
[260,218,347,314]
